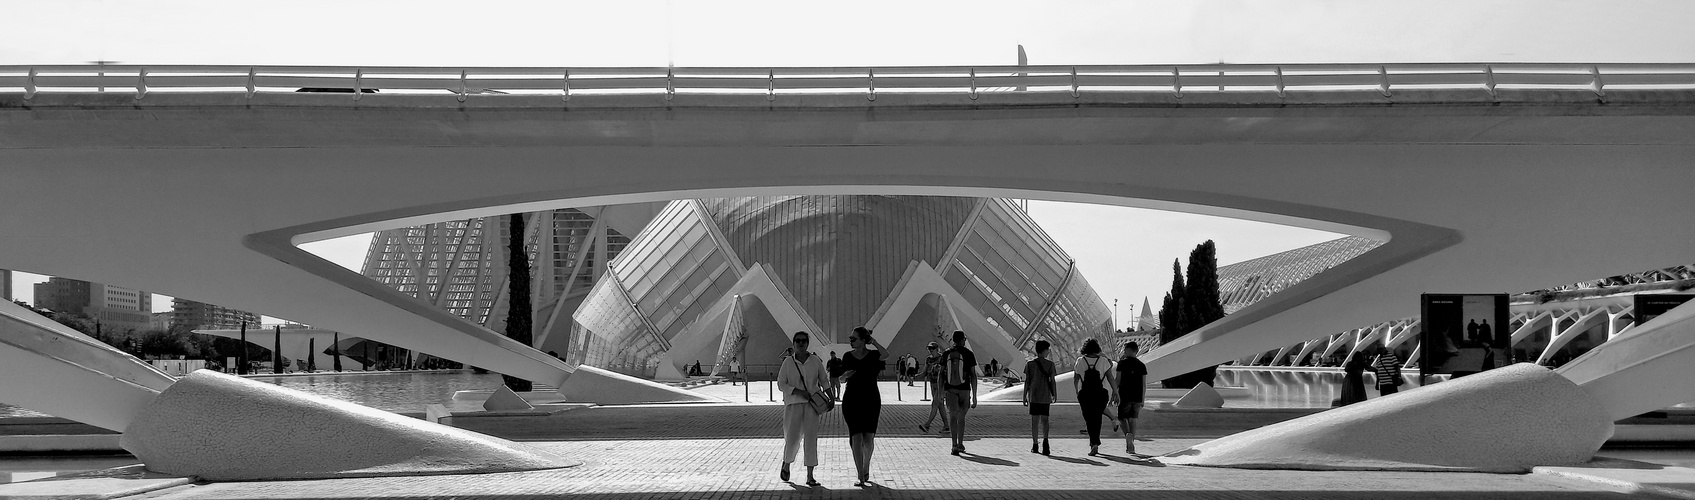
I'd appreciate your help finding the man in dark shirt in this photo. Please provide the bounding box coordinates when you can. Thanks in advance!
[940,330,977,455]
[1115,341,1148,456]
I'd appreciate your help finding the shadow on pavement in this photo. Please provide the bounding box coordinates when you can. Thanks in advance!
[959,454,1020,467]
[1101,454,1166,467]
[1044,454,1107,466]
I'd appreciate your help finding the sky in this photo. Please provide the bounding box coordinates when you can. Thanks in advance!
[6,0,1691,328]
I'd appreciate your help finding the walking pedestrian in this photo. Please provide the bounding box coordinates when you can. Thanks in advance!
[1339,352,1369,406]
[1073,338,1117,456]
[917,341,949,434]
[776,331,830,487]
[837,327,887,487]
[730,356,743,386]
[1115,341,1148,456]
[940,330,978,455]
[1023,339,1058,455]
[1370,347,1402,396]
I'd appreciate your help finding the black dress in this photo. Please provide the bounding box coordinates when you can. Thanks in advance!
[840,351,885,435]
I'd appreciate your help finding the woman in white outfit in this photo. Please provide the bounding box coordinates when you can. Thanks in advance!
[776,330,831,487]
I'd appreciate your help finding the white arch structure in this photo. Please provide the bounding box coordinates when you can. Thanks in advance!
[2,64,1695,432]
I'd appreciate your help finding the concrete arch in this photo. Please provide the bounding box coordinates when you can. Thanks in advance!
[4,97,1695,429]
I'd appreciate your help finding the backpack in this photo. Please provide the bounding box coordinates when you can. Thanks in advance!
[1081,357,1103,391]
[945,349,968,387]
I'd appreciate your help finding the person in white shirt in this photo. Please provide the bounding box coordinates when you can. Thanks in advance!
[776,331,831,487]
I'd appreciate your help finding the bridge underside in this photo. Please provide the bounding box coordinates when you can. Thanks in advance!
[2,92,1693,402]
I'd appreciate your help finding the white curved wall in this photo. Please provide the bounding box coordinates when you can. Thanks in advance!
[2,95,1692,412]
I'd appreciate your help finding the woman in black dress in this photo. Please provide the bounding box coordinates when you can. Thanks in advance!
[1339,352,1369,406]
[1072,338,1117,456]
[836,326,887,487]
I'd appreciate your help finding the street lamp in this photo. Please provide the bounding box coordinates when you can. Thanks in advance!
[1113,299,1119,333]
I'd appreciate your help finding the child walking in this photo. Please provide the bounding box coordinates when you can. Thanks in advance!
[1022,340,1058,455]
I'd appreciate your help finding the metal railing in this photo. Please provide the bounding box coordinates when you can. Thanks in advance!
[3,63,1694,102]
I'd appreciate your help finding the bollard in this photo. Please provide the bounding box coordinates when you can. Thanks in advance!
[921,379,930,401]
[897,379,902,401]
[769,378,775,403]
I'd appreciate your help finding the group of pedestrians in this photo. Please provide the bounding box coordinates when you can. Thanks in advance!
[776,328,1149,488]
[1338,346,1404,406]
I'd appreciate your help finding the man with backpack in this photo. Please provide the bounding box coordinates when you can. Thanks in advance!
[940,330,978,456]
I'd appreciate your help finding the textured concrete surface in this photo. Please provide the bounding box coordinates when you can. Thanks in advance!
[6,403,1695,499]
[26,438,1692,500]
[119,371,577,481]
[1163,363,1614,472]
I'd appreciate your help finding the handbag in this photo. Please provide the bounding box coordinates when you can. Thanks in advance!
[794,357,835,414]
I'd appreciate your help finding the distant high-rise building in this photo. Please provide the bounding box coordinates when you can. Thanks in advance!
[1,268,11,301]
[32,277,151,332]
[171,299,261,330]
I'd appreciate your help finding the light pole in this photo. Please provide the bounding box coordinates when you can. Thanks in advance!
[1113,299,1119,333]
[1128,302,1136,331]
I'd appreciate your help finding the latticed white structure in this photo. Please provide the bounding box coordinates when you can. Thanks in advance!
[568,196,1114,379]
[1217,238,1695,370]
[360,207,654,355]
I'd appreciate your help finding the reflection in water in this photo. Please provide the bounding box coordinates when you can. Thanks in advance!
[1212,367,1426,408]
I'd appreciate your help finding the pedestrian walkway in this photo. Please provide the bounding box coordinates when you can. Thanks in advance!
[7,403,1695,499]
[62,437,1687,500]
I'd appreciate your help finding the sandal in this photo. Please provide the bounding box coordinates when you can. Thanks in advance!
[805,478,821,488]
[918,423,930,433]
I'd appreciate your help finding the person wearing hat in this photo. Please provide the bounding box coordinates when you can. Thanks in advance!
[916,341,949,434]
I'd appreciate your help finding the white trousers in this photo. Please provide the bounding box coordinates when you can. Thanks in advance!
[782,403,820,466]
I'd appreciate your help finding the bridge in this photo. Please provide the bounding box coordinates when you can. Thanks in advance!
[3,62,1695,432]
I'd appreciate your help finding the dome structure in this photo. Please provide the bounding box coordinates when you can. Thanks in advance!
[567,195,1113,380]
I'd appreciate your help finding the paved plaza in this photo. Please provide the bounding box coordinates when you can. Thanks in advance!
[8,398,1695,499]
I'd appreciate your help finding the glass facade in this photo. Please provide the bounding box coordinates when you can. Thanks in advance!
[571,196,1113,378]
[363,209,630,326]
[943,199,1111,360]
[571,202,740,377]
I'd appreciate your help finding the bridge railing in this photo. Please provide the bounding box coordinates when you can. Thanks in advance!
[3,63,1693,101]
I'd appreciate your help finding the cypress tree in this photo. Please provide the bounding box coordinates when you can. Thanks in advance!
[1157,259,1185,346]
[1176,240,1225,388]
[503,213,534,392]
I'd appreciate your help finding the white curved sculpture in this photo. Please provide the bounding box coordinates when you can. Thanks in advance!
[0,300,174,431]
[121,370,576,481]
[1558,298,1695,420]
[1162,363,1612,472]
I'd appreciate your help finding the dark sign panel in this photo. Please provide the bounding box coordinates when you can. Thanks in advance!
[1634,294,1695,326]
[1420,293,1510,380]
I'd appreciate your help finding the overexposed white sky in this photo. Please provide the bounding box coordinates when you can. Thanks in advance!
[6,0,1691,327]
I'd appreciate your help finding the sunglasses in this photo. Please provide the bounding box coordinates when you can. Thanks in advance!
[847,337,860,342]
[795,338,810,343]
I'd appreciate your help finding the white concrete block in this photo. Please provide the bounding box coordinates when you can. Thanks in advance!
[424,404,451,424]
[120,370,577,481]
[556,365,723,404]
[482,386,533,411]
[1174,383,1226,408]
[1162,363,1612,472]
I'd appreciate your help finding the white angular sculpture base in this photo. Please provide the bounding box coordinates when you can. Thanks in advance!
[557,365,722,404]
[1174,382,1225,408]
[1163,363,1612,473]
[483,385,534,411]
[121,370,576,481]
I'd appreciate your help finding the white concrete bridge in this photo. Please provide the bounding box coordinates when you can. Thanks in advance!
[3,63,1694,430]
